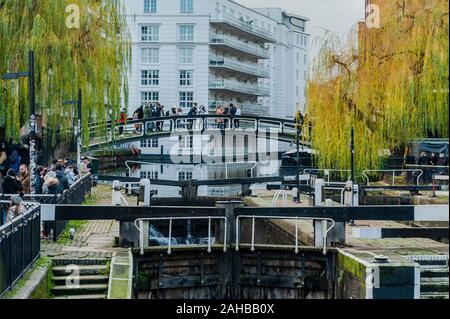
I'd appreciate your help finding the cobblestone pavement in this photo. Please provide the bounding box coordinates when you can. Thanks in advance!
[41,185,126,260]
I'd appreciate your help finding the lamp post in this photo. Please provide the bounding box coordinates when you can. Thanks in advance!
[351,127,355,185]
[296,124,301,202]
[2,50,37,194]
[63,89,82,165]
[295,109,303,203]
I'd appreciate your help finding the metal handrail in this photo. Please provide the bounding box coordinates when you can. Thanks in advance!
[134,216,227,256]
[362,169,423,186]
[88,114,295,130]
[235,215,335,255]
[210,12,276,42]
[209,57,270,78]
[209,79,270,96]
[272,190,288,207]
[210,35,270,58]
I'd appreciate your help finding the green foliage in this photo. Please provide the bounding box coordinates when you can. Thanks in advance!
[0,0,131,143]
[308,0,449,171]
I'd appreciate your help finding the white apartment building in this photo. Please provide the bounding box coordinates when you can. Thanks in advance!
[123,0,310,119]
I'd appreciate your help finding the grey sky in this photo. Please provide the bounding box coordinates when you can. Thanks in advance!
[236,0,365,61]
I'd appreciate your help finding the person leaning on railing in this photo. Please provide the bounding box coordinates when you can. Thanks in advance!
[6,194,26,223]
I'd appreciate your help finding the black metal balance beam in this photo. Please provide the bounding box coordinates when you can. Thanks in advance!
[360,185,446,191]
[235,205,449,222]
[381,227,449,240]
[50,204,449,222]
[96,175,285,187]
[53,205,225,221]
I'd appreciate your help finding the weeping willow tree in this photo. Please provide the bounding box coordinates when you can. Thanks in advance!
[307,0,449,172]
[0,0,131,145]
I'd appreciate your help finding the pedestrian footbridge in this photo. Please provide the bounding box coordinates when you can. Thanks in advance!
[84,115,310,152]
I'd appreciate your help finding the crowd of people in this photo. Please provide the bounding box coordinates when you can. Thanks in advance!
[1,143,93,225]
[116,102,244,133]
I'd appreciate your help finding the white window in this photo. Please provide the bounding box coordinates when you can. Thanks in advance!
[180,0,193,13]
[296,70,299,80]
[144,0,157,13]
[179,70,193,86]
[304,54,307,65]
[179,91,194,108]
[141,70,159,86]
[297,53,300,63]
[149,171,159,179]
[141,25,159,42]
[179,25,194,42]
[178,136,193,150]
[179,48,193,64]
[296,86,299,98]
[178,171,193,181]
[141,91,159,106]
[141,48,159,64]
[141,139,159,148]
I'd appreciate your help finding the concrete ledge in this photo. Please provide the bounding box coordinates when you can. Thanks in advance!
[11,263,51,299]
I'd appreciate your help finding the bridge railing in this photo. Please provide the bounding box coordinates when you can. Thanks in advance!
[362,169,423,186]
[85,115,304,149]
[235,215,335,255]
[134,216,228,256]
[0,174,92,241]
[0,201,40,297]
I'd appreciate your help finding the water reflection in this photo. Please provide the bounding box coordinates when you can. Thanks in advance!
[123,160,281,198]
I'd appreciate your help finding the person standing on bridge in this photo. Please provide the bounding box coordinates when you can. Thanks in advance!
[117,108,127,136]
[215,105,224,129]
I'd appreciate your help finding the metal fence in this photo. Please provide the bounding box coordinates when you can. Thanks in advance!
[0,202,41,297]
[0,174,93,242]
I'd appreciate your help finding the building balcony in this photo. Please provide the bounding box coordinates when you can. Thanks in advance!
[209,57,270,78]
[210,35,270,59]
[209,78,270,96]
[210,13,276,43]
[240,103,270,116]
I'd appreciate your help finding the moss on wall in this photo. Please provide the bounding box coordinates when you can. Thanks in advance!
[336,252,367,299]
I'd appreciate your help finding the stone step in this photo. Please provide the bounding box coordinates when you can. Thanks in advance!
[52,258,110,266]
[52,265,108,276]
[421,268,449,278]
[421,292,449,300]
[420,282,449,293]
[51,284,108,296]
[54,294,106,300]
[421,277,449,283]
[52,275,109,286]
[416,260,448,267]
[420,264,449,270]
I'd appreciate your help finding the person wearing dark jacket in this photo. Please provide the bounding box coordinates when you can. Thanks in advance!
[2,169,23,194]
[55,165,70,191]
[35,166,45,194]
[43,171,63,195]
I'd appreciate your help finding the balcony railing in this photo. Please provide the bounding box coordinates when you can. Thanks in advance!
[209,78,270,96]
[210,13,276,43]
[241,103,270,116]
[210,35,270,59]
[209,57,270,78]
